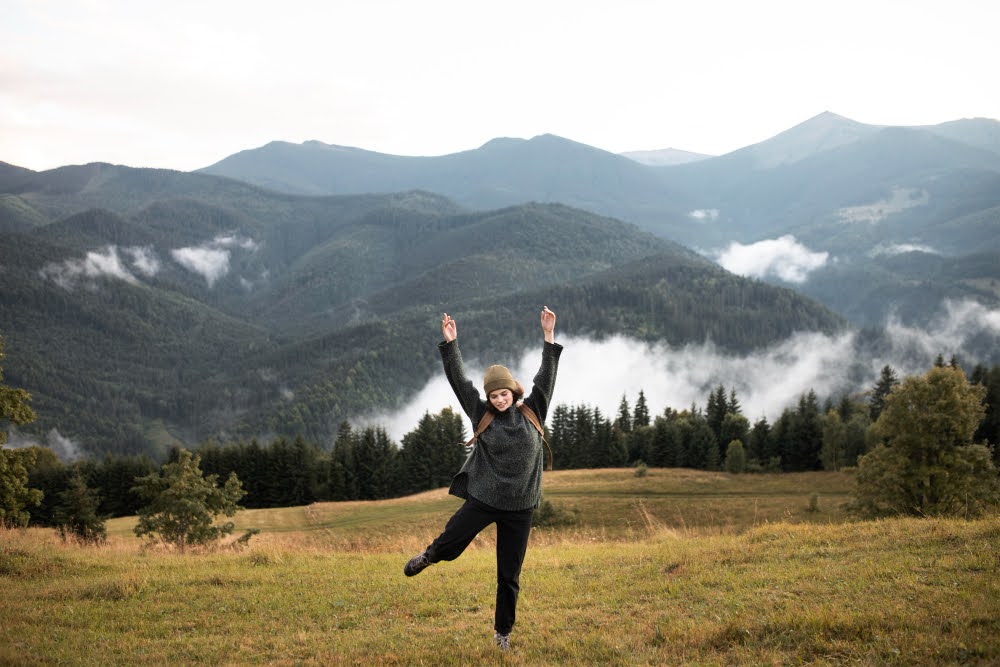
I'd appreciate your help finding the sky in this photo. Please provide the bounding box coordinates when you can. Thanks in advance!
[2,0,999,173]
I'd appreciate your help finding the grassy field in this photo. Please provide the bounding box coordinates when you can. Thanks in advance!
[2,469,998,665]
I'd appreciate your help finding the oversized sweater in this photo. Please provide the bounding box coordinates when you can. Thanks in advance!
[438,339,563,511]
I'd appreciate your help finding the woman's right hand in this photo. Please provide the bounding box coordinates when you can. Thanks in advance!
[442,313,457,342]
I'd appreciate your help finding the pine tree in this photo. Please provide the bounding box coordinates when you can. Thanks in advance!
[870,365,899,422]
[705,385,727,444]
[633,391,650,428]
[54,470,107,544]
[748,417,770,465]
[615,394,632,433]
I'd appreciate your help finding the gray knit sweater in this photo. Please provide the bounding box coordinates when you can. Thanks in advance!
[439,339,563,511]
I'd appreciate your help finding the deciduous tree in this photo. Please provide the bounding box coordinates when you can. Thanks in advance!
[133,449,246,551]
[0,336,42,527]
[853,366,999,517]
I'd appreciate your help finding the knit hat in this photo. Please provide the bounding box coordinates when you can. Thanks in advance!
[484,365,519,396]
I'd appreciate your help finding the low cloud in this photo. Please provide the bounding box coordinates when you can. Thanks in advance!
[715,235,828,283]
[867,242,939,257]
[171,246,230,286]
[39,245,161,289]
[170,234,259,287]
[366,331,859,443]
[365,299,1000,443]
[884,299,1000,373]
[689,209,719,222]
[126,246,161,276]
[3,426,85,462]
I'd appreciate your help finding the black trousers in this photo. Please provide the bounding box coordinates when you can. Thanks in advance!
[426,497,534,635]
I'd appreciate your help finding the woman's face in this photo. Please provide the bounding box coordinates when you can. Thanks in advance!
[488,388,513,412]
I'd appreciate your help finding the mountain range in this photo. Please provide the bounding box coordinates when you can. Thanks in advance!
[1,110,998,460]
[199,111,1000,327]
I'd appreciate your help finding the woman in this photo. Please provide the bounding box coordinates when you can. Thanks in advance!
[403,307,562,652]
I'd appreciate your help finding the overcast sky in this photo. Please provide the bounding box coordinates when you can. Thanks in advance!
[2,0,998,173]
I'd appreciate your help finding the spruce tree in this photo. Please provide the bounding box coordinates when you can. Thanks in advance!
[870,365,900,422]
[633,391,650,428]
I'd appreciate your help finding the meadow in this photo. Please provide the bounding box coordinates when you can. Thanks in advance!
[1,469,997,665]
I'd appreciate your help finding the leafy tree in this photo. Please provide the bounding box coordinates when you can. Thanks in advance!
[820,409,847,471]
[852,366,999,518]
[133,449,246,552]
[1,336,42,527]
[0,447,43,527]
[53,470,107,544]
[0,336,36,442]
[724,440,746,473]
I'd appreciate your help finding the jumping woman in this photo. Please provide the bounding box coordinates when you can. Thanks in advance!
[403,307,562,652]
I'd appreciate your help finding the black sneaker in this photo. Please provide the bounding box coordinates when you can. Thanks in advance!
[494,632,510,652]
[403,551,432,577]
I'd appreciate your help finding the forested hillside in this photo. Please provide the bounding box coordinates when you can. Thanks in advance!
[0,164,845,458]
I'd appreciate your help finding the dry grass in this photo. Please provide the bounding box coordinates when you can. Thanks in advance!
[3,469,997,665]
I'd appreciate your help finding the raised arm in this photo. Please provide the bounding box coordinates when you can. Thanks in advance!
[524,307,562,422]
[438,313,487,424]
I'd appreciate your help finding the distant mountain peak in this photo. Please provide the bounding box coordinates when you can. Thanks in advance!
[738,111,881,169]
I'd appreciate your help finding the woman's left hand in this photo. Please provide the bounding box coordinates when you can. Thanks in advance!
[541,306,556,342]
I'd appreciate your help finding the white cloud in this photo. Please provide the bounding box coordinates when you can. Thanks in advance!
[715,235,828,283]
[2,426,84,462]
[689,209,719,222]
[885,299,1000,374]
[171,246,230,286]
[867,242,939,257]
[126,246,161,276]
[214,234,259,251]
[169,234,257,287]
[40,245,138,288]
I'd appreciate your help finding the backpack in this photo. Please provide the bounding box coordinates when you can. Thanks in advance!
[462,403,554,471]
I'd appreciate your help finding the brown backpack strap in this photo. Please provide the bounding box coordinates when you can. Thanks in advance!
[463,411,495,448]
[518,404,554,472]
[462,404,554,471]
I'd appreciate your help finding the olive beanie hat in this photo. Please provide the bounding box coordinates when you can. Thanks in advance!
[483,365,518,396]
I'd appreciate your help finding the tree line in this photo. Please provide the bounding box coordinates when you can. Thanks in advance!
[9,357,999,533]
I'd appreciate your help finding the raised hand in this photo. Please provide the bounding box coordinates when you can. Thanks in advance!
[442,313,457,342]
[540,306,556,343]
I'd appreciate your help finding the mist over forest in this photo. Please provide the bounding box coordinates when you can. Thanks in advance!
[370,296,1000,443]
